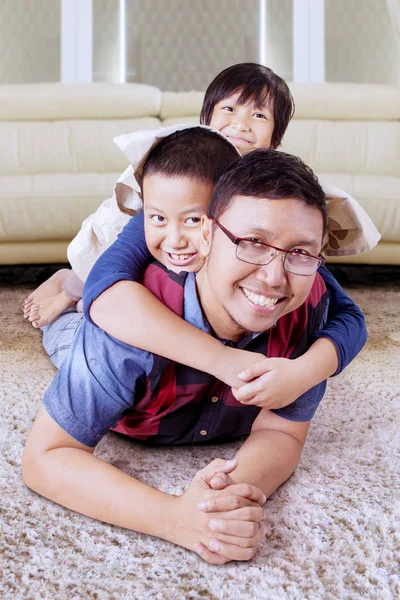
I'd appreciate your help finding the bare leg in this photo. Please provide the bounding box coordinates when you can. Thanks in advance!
[21,269,71,317]
[28,290,77,328]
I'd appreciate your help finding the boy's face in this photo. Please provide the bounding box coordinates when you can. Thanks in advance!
[210,91,274,154]
[197,196,324,341]
[142,174,214,274]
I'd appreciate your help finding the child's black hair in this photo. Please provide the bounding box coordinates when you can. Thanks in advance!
[200,63,295,149]
[142,127,240,186]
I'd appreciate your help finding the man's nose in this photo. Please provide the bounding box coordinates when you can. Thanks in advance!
[255,253,287,287]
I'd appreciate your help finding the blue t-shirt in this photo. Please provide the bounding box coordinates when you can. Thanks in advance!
[83,212,367,374]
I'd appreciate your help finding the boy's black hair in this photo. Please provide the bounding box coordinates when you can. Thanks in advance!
[200,63,295,149]
[208,148,327,236]
[141,127,240,186]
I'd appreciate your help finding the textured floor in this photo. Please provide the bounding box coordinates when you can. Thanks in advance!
[1,283,399,600]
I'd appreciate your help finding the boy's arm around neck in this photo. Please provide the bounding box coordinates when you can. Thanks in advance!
[84,212,267,389]
[315,265,367,374]
[90,280,265,388]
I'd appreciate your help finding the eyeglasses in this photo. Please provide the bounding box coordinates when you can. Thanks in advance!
[212,219,325,276]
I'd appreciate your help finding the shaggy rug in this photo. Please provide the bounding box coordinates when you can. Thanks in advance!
[1,283,399,600]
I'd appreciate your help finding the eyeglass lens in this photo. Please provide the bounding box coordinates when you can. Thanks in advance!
[237,240,320,275]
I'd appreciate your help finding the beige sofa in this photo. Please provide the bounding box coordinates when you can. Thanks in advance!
[0,81,399,266]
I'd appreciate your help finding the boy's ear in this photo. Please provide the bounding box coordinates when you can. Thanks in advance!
[199,215,213,258]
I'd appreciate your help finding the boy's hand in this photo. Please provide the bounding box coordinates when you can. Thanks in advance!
[232,357,310,410]
[172,459,265,565]
[214,347,266,388]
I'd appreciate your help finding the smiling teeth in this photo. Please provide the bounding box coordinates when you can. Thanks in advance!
[243,288,279,307]
[170,253,194,261]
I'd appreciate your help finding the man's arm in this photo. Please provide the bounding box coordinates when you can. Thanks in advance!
[211,410,309,500]
[22,407,265,564]
[231,410,309,494]
[193,410,309,562]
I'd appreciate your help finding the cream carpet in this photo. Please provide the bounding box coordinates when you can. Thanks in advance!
[1,284,399,600]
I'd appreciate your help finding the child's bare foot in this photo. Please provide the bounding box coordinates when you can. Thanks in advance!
[28,290,76,328]
[21,269,71,317]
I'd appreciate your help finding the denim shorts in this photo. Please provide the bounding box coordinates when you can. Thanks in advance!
[42,310,84,368]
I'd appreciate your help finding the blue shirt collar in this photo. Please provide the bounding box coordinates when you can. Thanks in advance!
[183,273,263,349]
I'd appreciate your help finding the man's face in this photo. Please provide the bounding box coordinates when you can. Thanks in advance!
[209,91,274,154]
[143,174,214,273]
[196,196,324,341]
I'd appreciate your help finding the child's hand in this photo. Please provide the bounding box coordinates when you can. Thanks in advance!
[232,357,310,410]
[215,347,267,388]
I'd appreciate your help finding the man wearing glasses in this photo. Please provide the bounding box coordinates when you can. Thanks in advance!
[23,149,361,565]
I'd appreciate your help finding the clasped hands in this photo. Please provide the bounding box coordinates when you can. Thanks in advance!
[177,458,266,565]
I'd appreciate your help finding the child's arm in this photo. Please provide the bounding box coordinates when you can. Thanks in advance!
[231,266,367,409]
[83,213,265,388]
[314,265,367,370]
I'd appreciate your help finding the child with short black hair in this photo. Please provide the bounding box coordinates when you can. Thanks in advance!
[22,124,239,326]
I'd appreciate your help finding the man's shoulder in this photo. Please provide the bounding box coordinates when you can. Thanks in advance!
[143,262,190,316]
[143,261,190,290]
[268,272,329,358]
[307,271,328,309]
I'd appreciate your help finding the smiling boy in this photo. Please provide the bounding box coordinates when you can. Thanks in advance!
[140,130,217,272]
[22,148,343,565]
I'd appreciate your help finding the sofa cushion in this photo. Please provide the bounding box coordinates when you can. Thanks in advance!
[282,121,400,178]
[0,117,161,175]
[161,116,199,127]
[160,91,204,120]
[289,83,400,120]
[0,83,162,121]
[0,173,121,241]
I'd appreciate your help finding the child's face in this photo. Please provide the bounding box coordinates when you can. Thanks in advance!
[142,174,214,274]
[210,92,274,154]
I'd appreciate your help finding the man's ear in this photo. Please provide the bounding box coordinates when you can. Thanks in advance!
[199,215,213,258]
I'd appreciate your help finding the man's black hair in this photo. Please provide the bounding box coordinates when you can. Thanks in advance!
[208,148,327,235]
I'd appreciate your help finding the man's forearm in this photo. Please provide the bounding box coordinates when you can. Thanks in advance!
[23,443,177,543]
[22,407,267,564]
[230,429,303,499]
